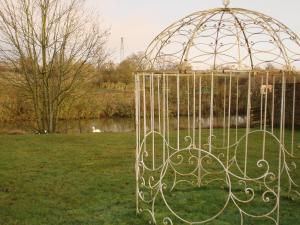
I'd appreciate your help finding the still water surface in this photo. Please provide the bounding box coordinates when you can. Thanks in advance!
[1,117,246,134]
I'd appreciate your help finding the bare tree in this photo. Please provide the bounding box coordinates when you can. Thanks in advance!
[0,0,109,133]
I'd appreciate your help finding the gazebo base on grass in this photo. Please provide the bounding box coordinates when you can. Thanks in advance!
[135,2,300,224]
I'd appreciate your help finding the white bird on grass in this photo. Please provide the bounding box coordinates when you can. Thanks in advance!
[92,126,102,133]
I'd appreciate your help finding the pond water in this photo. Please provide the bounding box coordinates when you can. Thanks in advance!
[0,118,135,134]
[0,116,247,134]
[58,118,135,133]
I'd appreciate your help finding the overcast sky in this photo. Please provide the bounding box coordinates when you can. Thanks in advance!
[86,0,300,62]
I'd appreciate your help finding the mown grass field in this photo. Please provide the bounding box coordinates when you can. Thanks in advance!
[0,131,299,225]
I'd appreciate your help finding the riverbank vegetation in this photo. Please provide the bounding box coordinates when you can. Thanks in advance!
[0,55,138,133]
[1,67,293,134]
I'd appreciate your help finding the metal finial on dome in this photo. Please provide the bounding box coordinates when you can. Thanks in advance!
[223,0,230,7]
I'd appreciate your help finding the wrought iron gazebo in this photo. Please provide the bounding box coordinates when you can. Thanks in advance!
[135,1,300,224]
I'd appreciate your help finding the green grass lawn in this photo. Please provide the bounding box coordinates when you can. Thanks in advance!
[0,131,299,225]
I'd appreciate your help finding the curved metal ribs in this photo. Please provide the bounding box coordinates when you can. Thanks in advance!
[142,8,300,72]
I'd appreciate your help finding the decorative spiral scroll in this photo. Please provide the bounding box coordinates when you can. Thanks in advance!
[137,131,299,225]
[159,148,231,224]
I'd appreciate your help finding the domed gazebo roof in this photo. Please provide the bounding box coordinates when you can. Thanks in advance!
[142,2,300,72]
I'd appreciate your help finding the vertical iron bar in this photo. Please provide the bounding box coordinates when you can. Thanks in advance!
[157,76,161,133]
[167,76,170,144]
[283,73,287,147]
[188,76,191,137]
[292,75,296,156]
[143,74,147,153]
[236,76,239,142]
[135,74,140,213]
[163,74,166,163]
[199,76,202,148]
[177,74,180,150]
[272,75,275,134]
[151,73,155,170]
[227,73,232,169]
[223,77,227,147]
[209,72,214,153]
[262,72,269,160]
[198,75,202,186]
[193,73,196,147]
[260,76,264,130]
[244,72,252,178]
[277,71,286,224]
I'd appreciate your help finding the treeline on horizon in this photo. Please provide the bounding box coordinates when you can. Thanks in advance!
[1,52,296,133]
